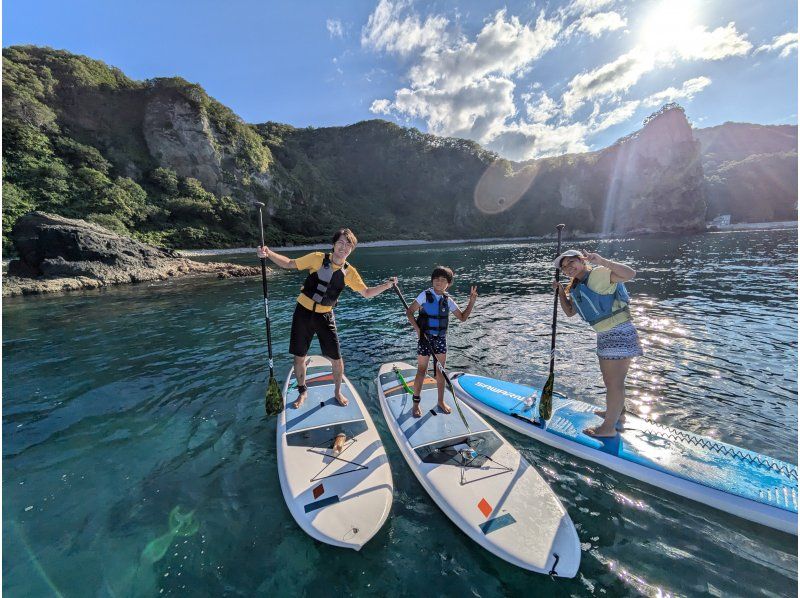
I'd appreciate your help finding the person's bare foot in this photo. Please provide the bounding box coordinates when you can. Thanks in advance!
[584,426,618,438]
[438,400,452,414]
[293,386,308,409]
[335,393,348,406]
[412,398,422,418]
[332,433,346,456]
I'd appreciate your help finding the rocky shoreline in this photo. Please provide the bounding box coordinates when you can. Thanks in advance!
[2,212,260,298]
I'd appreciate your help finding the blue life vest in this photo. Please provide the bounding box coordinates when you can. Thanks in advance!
[570,272,631,326]
[416,289,450,337]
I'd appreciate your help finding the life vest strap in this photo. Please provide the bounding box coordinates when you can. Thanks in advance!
[585,305,630,326]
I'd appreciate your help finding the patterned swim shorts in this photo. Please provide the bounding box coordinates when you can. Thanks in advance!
[417,334,447,356]
[596,321,644,360]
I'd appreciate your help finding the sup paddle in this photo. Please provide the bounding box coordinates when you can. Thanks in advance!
[392,283,470,431]
[255,202,283,416]
[539,223,565,421]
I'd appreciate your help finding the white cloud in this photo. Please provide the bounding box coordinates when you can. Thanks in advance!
[757,32,798,58]
[486,96,642,160]
[363,1,741,160]
[642,76,711,107]
[563,11,628,38]
[327,19,344,39]
[408,10,561,91]
[370,98,392,114]
[361,0,448,56]
[561,23,748,116]
[524,91,559,123]
[589,100,640,131]
[561,50,654,115]
[674,23,752,61]
[366,5,562,155]
[388,76,517,141]
[566,0,615,16]
[574,11,626,37]
[486,122,591,160]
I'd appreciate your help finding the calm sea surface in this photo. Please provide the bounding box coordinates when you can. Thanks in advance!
[3,230,798,597]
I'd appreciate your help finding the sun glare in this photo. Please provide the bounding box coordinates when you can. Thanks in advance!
[640,0,699,59]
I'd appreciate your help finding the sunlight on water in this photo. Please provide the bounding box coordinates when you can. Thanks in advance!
[3,229,797,596]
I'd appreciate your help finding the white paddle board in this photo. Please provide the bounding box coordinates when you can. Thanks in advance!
[277,355,393,549]
[376,361,580,577]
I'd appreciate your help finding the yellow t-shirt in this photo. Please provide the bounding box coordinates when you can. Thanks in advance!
[294,252,367,312]
[572,266,631,333]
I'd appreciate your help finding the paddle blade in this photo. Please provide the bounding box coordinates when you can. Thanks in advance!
[539,373,554,421]
[265,376,283,416]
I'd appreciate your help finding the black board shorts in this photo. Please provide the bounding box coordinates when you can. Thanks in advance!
[289,304,341,360]
[417,334,447,356]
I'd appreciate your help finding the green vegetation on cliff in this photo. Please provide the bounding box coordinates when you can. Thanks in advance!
[2,46,272,251]
[694,123,798,222]
[2,46,795,253]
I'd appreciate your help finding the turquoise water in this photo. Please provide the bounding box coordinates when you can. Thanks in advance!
[3,230,797,597]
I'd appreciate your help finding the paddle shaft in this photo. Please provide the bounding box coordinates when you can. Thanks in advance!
[256,204,276,377]
[538,224,566,420]
[392,283,470,429]
[547,224,566,378]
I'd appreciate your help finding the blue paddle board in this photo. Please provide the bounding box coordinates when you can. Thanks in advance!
[452,373,798,535]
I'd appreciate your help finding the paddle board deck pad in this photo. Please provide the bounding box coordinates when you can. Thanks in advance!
[376,362,580,577]
[452,373,798,535]
[277,355,393,549]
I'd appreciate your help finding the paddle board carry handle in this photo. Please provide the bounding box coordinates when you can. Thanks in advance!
[548,553,560,576]
[391,283,471,431]
[539,223,565,421]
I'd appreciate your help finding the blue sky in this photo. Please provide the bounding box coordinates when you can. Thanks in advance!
[4,0,797,159]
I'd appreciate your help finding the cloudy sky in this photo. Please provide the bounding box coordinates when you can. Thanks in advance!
[4,0,797,160]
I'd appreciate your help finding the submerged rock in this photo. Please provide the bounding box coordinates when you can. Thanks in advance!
[4,212,260,297]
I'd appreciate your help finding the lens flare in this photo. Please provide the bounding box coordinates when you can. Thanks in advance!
[474,160,540,215]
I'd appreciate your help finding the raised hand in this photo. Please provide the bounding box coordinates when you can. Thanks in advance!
[468,286,478,302]
[582,251,601,264]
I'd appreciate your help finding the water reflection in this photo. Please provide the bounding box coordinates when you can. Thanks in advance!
[3,229,797,597]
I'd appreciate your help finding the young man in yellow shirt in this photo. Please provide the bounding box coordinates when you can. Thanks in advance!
[258,228,397,409]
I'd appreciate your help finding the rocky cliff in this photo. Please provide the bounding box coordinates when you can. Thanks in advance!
[694,123,797,222]
[2,45,792,252]
[4,212,258,297]
[257,103,706,238]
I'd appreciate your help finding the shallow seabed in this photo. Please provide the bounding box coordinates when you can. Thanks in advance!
[4,230,797,596]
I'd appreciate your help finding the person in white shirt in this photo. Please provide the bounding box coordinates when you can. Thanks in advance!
[405,266,478,418]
